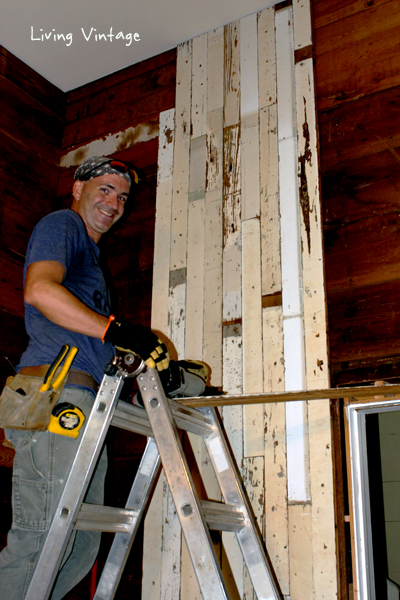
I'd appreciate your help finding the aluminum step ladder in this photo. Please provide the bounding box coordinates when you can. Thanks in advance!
[25,353,282,600]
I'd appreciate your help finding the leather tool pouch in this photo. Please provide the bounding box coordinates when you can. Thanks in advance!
[0,373,65,431]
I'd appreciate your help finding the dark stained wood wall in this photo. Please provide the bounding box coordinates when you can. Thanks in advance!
[0,47,65,466]
[312,0,400,385]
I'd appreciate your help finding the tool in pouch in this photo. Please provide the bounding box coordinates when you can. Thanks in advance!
[0,344,80,432]
[42,345,85,438]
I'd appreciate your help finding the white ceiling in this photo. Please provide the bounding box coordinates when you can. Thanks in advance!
[0,0,274,92]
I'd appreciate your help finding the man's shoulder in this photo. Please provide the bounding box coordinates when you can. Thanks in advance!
[36,209,83,230]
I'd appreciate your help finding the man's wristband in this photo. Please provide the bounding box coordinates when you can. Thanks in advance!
[102,315,116,343]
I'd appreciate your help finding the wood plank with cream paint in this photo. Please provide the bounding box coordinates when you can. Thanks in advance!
[191,34,208,139]
[258,7,277,110]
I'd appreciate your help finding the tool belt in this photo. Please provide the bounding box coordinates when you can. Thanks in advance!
[0,367,98,431]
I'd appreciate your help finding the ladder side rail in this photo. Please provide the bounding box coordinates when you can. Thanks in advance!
[25,372,125,600]
[138,369,231,600]
[93,437,161,600]
[200,407,283,600]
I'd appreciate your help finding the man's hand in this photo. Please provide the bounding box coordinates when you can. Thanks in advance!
[104,318,170,371]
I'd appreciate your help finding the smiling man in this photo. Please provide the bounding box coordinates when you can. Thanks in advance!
[0,156,169,600]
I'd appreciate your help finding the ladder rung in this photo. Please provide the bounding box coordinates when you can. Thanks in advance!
[75,503,138,533]
[201,500,246,533]
[113,399,214,438]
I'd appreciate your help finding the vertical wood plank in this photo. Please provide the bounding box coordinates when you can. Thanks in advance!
[151,108,175,336]
[224,21,240,128]
[243,456,265,600]
[288,504,314,598]
[170,41,191,271]
[292,0,313,50]
[160,477,182,600]
[143,108,175,600]
[242,218,264,458]
[295,53,337,598]
[207,27,224,113]
[191,33,208,139]
[240,13,260,222]
[259,105,281,297]
[185,198,205,358]
[258,7,277,110]
[142,478,164,600]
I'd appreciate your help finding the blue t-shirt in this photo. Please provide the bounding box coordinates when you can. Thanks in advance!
[18,209,115,383]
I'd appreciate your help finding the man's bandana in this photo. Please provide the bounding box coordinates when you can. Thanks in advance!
[74,156,132,187]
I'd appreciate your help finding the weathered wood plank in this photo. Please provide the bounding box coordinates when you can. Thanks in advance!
[151,109,175,337]
[242,456,265,600]
[288,504,313,599]
[259,105,281,296]
[224,21,240,128]
[170,41,192,272]
[240,13,260,222]
[191,34,208,139]
[204,191,223,387]
[293,0,312,50]
[185,198,205,358]
[160,478,182,600]
[258,7,277,110]
[0,252,25,317]
[242,218,264,457]
[207,28,224,113]
[142,477,164,600]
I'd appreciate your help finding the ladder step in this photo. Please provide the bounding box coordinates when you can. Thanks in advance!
[201,500,245,533]
[112,399,214,438]
[75,503,138,534]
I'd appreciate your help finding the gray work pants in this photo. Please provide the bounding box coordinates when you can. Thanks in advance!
[0,386,107,600]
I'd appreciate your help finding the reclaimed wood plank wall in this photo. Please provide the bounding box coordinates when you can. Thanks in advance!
[146,3,336,598]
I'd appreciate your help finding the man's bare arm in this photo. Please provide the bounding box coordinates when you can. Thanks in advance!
[24,260,108,339]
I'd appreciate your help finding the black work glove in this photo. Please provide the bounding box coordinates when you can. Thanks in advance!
[104,318,170,371]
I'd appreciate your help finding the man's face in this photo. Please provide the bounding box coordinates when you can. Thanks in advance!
[72,174,130,242]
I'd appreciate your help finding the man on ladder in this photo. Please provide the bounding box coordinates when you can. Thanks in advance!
[0,156,170,600]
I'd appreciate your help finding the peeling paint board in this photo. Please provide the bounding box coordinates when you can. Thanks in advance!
[204,191,223,387]
[258,7,277,110]
[295,57,329,390]
[308,399,338,599]
[240,13,259,122]
[259,105,281,297]
[242,218,264,457]
[142,476,163,600]
[264,399,289,595]
[160,479,182,600]
[262,306,284,394]
[288,503,313,599]
[185,198,206,359]
[241,121,260,221]
[279,136,302,318]
[275,7,296,142]
[223,124,241,198]
[224,20,240,128]
[170,41,191,271]
[189,135,207,197]
[152,109,175,336]
[208,27,224,113]
[192,33,208,139]
[169,282,186,359]
[243,456,265,600]
[223,241,242,322]
[206,108,223,193]
[292,0,313,51]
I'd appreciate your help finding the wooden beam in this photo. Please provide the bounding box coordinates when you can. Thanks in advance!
[177,383,400,408]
